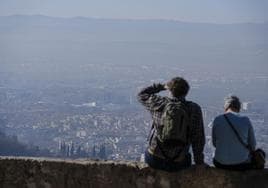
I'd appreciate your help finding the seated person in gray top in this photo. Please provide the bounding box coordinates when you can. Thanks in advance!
[210,95,257,170]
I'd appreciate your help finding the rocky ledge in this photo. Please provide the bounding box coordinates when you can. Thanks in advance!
[0,157,267,188]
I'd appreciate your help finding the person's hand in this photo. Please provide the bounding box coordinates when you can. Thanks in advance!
[194,163,210,176]
[156,83,166,90]
[164,83,169,90]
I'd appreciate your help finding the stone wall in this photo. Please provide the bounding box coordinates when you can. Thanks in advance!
[0,157,267,188]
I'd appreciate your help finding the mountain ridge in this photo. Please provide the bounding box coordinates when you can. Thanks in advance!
[1,14,268,26]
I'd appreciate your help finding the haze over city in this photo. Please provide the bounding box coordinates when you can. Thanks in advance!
[0,1,267,164]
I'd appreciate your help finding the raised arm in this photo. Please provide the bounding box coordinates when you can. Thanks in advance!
[137,83,167,111]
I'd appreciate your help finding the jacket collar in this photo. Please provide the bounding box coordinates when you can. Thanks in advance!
[170,96,186,102]
[225,109,239,115]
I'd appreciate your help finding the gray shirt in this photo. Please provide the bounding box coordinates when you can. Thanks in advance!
[211,111,256,165]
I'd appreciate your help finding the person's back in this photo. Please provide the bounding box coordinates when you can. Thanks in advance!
[211,95,257,170]
[137,77,206,172]
[212,112,255,164]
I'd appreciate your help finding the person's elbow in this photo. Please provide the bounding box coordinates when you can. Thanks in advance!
[137,92,146,103]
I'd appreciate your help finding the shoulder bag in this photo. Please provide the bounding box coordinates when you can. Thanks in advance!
[224,114,266,169]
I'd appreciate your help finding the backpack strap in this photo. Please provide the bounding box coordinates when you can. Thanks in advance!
[223,114,252,152]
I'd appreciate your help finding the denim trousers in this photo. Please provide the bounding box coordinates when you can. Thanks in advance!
[213,158,254,171]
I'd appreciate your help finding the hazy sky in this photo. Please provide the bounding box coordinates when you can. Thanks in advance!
[0,0,267,23]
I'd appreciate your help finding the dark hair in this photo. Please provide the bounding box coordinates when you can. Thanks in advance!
[167,77,190,98]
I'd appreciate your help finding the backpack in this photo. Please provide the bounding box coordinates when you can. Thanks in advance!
[157,100,190,146]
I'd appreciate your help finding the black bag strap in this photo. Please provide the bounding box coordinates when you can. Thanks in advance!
[223,114,253,152]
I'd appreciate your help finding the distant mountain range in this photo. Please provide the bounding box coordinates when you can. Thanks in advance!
[0,15,267,72]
